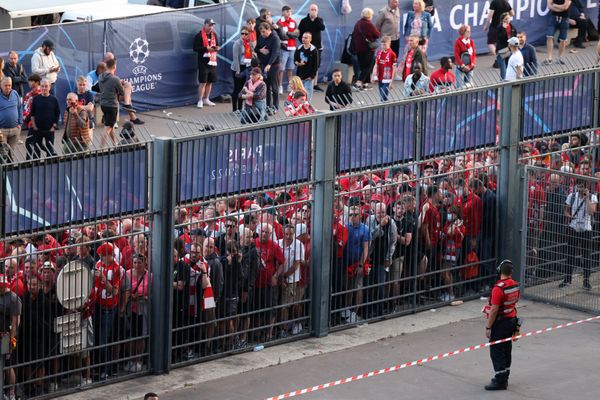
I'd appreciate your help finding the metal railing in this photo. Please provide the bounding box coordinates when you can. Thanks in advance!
[2,62,600,399]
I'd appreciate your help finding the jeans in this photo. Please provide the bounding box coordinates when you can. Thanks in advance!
[26,129,56,160]
[240,99,267,124]
[232,67,248,112]
[455,67,473,88]
[98,308,117,375]
[302,79,314,101]
[378,82,390,101]
[496,54,508,80]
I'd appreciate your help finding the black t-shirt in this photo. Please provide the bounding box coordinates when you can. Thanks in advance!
[372,221,390,265]
[489,0,512,28]
[393,214,416,258]
[552,0,568,17]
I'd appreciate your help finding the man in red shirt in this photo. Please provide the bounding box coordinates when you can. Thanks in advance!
[484,259,520,391]
[453,178,483,262]
[93,242,121,379]
[419,185,442,287]
[254,223,285,340]
[429,56,456,93]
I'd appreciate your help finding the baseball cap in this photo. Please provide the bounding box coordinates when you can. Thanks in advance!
[0,275,9,289]
[41,260,56,272]
[42,39,55,50]
[204,18,216,25]
[507,37,519,46]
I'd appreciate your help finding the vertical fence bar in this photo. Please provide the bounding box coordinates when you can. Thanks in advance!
[591,71,600,169]
[311,115,337,337]
[150,137,176,373]
[498,84,524,282]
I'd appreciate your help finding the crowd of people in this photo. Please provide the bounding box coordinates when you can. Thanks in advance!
[0,41,144,162]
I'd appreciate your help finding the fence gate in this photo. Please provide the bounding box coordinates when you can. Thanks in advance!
[522,166,600,313]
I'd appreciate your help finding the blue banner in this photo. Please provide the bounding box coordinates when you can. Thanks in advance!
[421,89,498,157]
[3,149,147,235]
[177,121,311,202]
[338,104,416,172]
[521,72,594,138]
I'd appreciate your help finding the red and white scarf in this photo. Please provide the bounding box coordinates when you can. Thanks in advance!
[242,38,253,66]
[202,29,218,66]
[245,77,263,106]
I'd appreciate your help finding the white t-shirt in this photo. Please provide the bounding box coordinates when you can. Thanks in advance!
[566,191,598,232]
[277,238,305,283]
[506,50,524,81]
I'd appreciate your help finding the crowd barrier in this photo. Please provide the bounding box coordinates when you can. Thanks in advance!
[1,66,599,398]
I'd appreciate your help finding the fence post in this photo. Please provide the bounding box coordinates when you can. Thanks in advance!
[310,115,337,337]
[497,84,524,282]
[150,137,176,373]
[591,71,600,168]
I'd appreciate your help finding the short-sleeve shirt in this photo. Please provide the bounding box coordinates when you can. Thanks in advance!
[277,238,305,283]
[489,0,513,28]
[77,90,95,127]
[375,49,397,83]
[254,239,285,288]
[0,291,22,333]
[490,278,518,318]
[92,260,122,309]
[343,223,371,265]
[506,50,524,81]
[566,191,598,232]
[421,200,441,246]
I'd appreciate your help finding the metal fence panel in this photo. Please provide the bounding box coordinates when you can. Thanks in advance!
[522,166,600,313]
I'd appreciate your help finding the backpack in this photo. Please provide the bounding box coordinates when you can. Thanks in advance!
[341,34,355,65]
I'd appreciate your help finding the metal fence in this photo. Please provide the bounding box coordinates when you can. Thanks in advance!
[2,66,600,398]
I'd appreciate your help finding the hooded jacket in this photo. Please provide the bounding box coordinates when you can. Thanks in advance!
[30,47,60,84]
[98,71,125,108]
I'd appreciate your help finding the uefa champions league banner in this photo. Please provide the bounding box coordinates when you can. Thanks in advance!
[421,89,498,157]
[3,149,147,235]
[177,122,311,202]
[521,72,594,138]
[338,104,416,173]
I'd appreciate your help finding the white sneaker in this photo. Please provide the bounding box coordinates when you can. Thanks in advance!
[348,311,358,323]
[48,382,58,393]
[196,100,203,108]
[203,98,216,107]
[81,377,93,386]
[291,322,303,335]
[132,362,143,372]
[278,86,283,94]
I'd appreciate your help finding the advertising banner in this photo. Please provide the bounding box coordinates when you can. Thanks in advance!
[3,149,147,235]
[177,121,311,202]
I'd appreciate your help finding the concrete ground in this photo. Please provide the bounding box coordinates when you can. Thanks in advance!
[60,299,600,400]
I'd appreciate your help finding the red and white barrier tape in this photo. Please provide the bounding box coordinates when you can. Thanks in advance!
[264,315,600,400]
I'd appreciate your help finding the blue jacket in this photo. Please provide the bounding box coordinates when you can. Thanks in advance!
[520,43,538,76]
[403,11,433,39]
[0,89,23,128]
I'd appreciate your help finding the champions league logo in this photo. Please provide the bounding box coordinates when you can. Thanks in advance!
[125,37,162,92]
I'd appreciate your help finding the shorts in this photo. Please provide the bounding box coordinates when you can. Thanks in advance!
[239,290,253,314]
[282,282,305,304]
[217,297,239,318]
[82,317,95,357]
[487,26,498,45]
[280,49,295,70]
[198,64,217,83]
[546,15,569,41]
[252,287,276,312]
[101,106,118,127]
[391,256,404,282]
[344,272,364,291]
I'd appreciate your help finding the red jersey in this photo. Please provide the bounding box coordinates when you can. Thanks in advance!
[403,49,415,81]
[375,49,397,83]
[278,17,298,50]
[441,220,465,261]
[429,68,456,93]
[254,239,285,289]
[527,180,546,227]
[454,192,483,237]
[421,200,441,246]
[333,221,349,259]
[92,260,122,309]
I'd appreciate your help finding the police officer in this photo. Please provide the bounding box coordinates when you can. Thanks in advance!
[483,259,520,390]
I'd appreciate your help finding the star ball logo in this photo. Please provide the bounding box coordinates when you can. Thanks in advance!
[125,37,162,92]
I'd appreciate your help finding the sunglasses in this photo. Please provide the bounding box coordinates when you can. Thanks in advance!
[241,32,249,36]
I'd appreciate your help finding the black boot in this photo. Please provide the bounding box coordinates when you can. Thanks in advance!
[485,378,508,391]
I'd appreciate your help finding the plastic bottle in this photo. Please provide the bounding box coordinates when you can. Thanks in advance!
[253,345,264,352]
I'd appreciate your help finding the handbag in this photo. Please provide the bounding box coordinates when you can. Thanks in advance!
[358,23,379,50]
[497,47,510,59]
[460,51,471,67]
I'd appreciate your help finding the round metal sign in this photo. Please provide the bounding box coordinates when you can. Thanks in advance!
[56,260,93,310]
